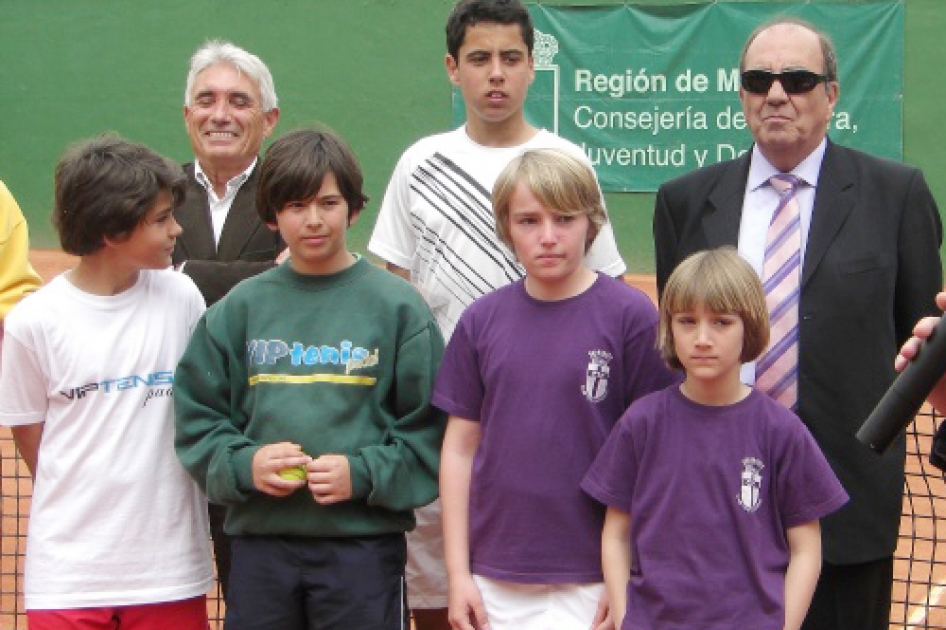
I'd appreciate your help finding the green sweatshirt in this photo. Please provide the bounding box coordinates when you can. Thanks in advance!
[174,257,446,537]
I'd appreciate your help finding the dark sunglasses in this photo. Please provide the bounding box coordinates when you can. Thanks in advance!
[740,69,830,95]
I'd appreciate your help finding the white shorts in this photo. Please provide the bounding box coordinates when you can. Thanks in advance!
[473,574,605,630]
[405,498,448,609]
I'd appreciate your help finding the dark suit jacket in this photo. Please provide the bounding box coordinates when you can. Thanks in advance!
[172,162,284,306]
[653,140,943,564]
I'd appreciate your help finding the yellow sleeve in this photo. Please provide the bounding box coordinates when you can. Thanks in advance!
[0,181,43,320]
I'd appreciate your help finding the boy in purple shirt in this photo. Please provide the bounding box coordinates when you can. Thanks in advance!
[435,149,676,630]
[583,248,848,630]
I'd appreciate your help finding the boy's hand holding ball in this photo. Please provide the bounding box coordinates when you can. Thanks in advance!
[252,442,312,497]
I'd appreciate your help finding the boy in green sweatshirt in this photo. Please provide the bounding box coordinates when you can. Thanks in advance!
[174,128,446,630]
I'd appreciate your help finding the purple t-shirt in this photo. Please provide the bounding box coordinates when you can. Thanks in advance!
[582,387,848,630]
[433,274,677,583]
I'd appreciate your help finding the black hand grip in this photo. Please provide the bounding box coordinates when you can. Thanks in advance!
[857,315,946,453]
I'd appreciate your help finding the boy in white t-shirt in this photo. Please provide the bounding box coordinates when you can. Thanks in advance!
[0,137,213,629]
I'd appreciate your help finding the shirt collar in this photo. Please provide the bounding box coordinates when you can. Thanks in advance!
[747,138,827,192]
[193,158,257,198]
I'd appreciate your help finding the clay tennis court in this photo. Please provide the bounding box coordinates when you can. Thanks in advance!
[2,250,945,629]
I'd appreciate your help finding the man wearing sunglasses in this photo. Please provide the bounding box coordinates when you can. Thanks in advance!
[654,16,941,630]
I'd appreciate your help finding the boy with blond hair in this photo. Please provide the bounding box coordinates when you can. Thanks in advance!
[437,149,673,630]
[584,248,848,630]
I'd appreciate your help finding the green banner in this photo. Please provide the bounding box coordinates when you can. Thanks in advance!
[453,2,904,192]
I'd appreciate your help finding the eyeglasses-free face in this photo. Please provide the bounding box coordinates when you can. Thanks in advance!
[740,69,829,95]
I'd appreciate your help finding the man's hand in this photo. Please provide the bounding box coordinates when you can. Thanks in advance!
[895,318,942,371]
[896,291,946,413]
[308,454,352,504]
[251,442,310,497]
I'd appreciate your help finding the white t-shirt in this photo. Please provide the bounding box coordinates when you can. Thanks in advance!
[369,126,627,340]
[0,270,213,610]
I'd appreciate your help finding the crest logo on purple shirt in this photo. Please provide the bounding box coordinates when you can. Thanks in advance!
[582,349,612,403]
[738,457,764,512]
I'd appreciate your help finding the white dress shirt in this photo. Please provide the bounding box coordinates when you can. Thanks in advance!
[193,158,257,247]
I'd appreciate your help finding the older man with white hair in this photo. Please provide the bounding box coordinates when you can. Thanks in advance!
[172,40,283,600]
[173,40,283,306]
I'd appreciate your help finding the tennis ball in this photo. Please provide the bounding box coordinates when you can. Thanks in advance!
[278,465,307,482]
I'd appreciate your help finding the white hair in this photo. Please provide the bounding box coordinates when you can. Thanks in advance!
[184,39,278,111]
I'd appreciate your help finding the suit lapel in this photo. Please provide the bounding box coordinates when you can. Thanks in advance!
[802,142,855,288]
[704,153,751,247]
[175,165,217,259]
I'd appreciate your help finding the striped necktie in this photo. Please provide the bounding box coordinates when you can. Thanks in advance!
[755,173,802,410]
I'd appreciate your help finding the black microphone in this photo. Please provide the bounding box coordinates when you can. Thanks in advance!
[857,315,946,454]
